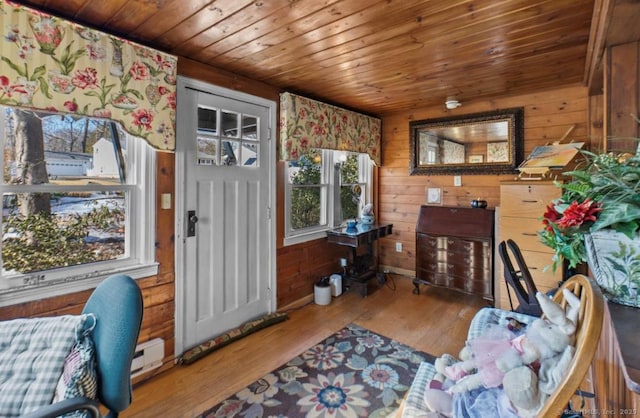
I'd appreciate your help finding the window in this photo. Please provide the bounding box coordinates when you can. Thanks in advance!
[0,107,157,306]
[197,105,259,167]
[284,150,372,245]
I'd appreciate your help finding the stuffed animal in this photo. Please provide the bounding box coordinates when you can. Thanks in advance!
[422,289,581,417]
[422,354,457,417]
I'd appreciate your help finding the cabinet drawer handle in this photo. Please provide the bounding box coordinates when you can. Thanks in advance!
[521,199,538,203]
[529,266,538,270]
[521,232,537,236]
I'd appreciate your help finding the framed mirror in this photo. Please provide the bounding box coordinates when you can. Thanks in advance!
[409,107,524,175]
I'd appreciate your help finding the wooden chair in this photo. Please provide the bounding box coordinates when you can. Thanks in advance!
[396,274,604,417]
[537,273,604,417]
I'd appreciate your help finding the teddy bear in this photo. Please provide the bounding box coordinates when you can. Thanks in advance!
[422,288,581,417]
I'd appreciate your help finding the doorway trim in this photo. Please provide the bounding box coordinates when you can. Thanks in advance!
[174,76,277,356]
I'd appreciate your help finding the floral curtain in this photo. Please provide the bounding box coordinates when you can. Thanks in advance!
[279,92,381,165]
[0,0,177,151]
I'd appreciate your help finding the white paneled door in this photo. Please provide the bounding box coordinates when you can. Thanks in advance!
[176,78,275,352]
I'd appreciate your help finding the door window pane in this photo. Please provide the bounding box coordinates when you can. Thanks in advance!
[242,143,258,167]
[221,140,239,166]
[197,107,218,133]
[242,115,257,140]
[197,135,218,166]
[221,111,239,137]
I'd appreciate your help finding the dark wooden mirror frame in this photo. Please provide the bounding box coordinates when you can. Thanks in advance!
[409,107,525,175]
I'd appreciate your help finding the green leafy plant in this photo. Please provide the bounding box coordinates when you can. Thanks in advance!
[539,150,640,271]
[290,151,322,230]
[2,204,124,273]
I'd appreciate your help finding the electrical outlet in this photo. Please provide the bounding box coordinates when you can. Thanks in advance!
[395,242,402,252]
[454,175,462,187]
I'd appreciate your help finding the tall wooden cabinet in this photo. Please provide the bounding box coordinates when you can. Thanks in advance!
[497,181,562,310]
[414,205,495,303]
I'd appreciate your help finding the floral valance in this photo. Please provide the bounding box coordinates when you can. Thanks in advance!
[0,0,177,151]
[279,92,381,165]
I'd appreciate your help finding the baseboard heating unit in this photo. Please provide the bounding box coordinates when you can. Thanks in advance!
[131,338,164,378]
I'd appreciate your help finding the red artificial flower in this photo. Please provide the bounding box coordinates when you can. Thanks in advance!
[542,203,562,231]
[557,198,601,229]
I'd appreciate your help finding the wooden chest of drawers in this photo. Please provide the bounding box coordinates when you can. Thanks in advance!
[497,181,563,309]
[414,205,495,302]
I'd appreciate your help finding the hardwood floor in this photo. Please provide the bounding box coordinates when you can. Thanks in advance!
[123,275,488,417]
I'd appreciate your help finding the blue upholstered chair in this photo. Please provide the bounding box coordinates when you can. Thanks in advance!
[23,274,144,418]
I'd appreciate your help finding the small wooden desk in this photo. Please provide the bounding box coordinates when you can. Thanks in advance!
[326,223,393,297]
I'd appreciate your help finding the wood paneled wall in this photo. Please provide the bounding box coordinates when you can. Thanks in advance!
[606,41,640,153]
[276,239,350,308]
[378,84,592,275]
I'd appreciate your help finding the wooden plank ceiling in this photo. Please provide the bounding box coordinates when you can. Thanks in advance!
[16,0,596,116]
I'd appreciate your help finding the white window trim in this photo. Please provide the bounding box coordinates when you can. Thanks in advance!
[0,131,158,307]
[283,150,372,246]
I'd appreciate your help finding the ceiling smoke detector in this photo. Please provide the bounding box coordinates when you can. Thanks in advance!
[445,99,461,110]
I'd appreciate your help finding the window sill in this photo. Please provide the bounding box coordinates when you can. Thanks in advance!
[284,228,332,246]
[0,262,159,307]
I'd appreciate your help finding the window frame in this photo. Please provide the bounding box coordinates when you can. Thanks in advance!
[0,111,158,307]
[284,150,373,246]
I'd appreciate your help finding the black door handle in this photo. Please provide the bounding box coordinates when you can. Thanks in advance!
[187,210,197,237]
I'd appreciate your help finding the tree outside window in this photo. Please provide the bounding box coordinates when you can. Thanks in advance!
[1,107,136,281]
[339,154,365,222]
[288,149,324,231]
[285,149,372,244]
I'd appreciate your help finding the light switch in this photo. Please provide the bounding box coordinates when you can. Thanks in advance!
[161,193,172,209]
[454,175,462,187]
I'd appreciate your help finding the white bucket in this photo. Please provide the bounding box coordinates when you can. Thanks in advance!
[329,274,343,297]
[314,283,332,305]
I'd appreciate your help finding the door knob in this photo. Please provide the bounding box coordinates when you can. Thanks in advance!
[187,210,197,237]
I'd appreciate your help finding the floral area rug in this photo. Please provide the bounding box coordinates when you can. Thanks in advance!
[198,323,435,418]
